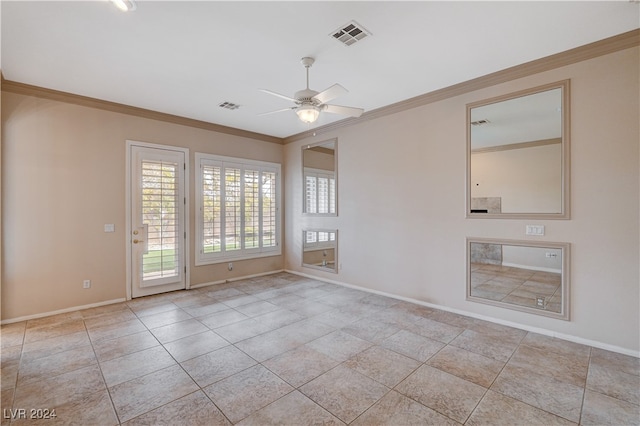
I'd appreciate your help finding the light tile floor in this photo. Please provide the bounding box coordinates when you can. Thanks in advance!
[470,263,562,313]
[1,272,638,425]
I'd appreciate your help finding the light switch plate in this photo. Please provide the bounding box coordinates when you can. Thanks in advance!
[525,225,545,236]
[104,224,115,233]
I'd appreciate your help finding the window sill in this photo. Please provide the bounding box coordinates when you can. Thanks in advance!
[195,249,282,267]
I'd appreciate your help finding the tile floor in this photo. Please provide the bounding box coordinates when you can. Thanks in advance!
[470,263,562,313]
[1,272,638,425]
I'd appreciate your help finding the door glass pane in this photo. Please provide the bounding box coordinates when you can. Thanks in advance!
[141,160,179,280]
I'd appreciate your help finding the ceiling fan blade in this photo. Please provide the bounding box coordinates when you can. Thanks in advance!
[258,107,297,116]
[259,89,297,103]
[322,104,364,118]
[312,83,348,104]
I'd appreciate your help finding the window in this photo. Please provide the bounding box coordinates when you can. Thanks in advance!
[304,230,336,250]
[196,153,281,265]
[304,168,336,214]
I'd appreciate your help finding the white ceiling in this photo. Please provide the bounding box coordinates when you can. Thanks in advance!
[2,1,638,139]
[470,87,562,149]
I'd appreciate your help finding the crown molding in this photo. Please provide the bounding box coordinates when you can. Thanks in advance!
[284,28,640,144]
[2,29,637,146]
[0,77,284,145]
[471,138,561,154]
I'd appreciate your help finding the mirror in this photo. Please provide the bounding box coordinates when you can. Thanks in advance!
[303,140,337,215]
[467,81,570,219]
[302,230,338,273]
[467,238,569,320]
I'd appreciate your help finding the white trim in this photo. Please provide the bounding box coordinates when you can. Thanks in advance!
[189,269,285,289]
[502,262,561,274]
[125,143,132,300]
[126,140,190,299]
[0,298,127,325]
[285,269,639,358]
[304,167,335,175]
[197,252,282,266]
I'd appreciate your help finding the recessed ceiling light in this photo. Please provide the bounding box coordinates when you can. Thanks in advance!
[110,0,136,12]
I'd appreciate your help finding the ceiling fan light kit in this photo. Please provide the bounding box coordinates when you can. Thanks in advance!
[110,0,136,12]
[296,105,321,124]
[260,56,364,124]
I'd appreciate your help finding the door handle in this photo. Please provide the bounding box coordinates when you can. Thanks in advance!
[134,224,149,254]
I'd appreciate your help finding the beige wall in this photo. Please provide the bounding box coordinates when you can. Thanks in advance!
[303,148,335,172]
[286,47,639,353]
[1,93,284,320]
[502,245,562,273]
[471,143,562,213]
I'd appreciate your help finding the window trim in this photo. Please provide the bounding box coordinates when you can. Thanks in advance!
[195,153,282,266]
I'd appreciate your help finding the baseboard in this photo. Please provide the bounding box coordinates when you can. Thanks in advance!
[502,262,561,274]
[190,269,285,290]
[285,269,639,358]
[189,279,227,289]
[1,298,127,325]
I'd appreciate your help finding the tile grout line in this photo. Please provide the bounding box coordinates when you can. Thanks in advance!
[82,315,123,425]
[461,328,528,424]
[577,346,594,425]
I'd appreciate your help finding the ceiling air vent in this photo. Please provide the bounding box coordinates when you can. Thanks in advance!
[330,21,371,46]
[471,119,491,126]
[218,101,241,110]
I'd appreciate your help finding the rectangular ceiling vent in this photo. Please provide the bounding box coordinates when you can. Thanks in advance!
[330,21,371,47]
[218,101,240,110]
[471,119,491,126]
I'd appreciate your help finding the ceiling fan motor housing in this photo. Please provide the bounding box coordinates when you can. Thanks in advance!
[294,88,320,105]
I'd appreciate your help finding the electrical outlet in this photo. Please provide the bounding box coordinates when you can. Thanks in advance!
[536,296,545,308]
[83,280,91,289]
[228,262,233,271]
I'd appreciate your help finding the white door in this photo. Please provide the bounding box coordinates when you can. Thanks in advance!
[129,143,187,298]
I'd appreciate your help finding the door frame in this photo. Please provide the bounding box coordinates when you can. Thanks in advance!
[125,140,190,300]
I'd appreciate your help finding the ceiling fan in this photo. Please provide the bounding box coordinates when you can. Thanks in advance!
[259,57,364,124]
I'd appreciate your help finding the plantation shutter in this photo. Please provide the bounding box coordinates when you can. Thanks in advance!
[197,155,281,264]
[141,160,179,280]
